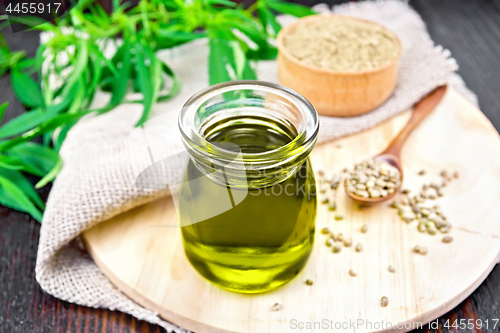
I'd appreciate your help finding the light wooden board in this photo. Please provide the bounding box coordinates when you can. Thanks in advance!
[82,88,500,333]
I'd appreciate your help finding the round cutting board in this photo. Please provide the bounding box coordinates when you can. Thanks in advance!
[82,88,500,333]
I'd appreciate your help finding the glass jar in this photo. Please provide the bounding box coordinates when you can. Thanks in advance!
[178,81,319,293]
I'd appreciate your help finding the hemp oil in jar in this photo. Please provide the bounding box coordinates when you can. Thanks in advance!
[178,82,319,293]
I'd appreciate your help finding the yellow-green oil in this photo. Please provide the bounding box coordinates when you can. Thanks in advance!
[179,116,316,293]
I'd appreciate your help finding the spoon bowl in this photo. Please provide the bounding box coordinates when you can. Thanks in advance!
[344,154,403,203]
[345,85,448,204]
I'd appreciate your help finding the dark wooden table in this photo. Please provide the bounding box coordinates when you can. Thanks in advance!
[1,0,500,332]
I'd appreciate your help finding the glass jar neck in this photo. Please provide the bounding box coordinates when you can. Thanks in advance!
[178,81,319,188]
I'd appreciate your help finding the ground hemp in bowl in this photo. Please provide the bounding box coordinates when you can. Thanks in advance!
[284,18,400,72]
[346,159,401,199]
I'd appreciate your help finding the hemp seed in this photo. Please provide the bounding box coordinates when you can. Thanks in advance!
[442,236,453,243]
[355,243,363,252]
[332,244,342,253]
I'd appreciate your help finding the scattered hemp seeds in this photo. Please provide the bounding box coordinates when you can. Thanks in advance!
[283,18,400,72]
[317,171,341,217]
[306,279,313,286]
[345,159,401,199]
[413,245,429,255]
[272,303,281,311]
[317,170,364,256]
[314,166,460,308]
[390,170,458,239]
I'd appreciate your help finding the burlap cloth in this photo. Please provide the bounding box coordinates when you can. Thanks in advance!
[35,1,478,332]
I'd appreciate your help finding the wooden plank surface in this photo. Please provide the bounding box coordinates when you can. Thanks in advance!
[81,88,500,333]
[1,0,500,332]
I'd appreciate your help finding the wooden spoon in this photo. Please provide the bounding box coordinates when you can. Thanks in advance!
[345,85,448,203]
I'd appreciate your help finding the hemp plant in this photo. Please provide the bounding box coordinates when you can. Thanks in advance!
[0,0,314,221]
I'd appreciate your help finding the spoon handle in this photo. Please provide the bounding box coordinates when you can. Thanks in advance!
[382,85,448,156]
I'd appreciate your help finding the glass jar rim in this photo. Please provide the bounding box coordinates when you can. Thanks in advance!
[178,80,319,166]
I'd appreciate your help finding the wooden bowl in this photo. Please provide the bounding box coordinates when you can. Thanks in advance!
[277,15,403,117]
